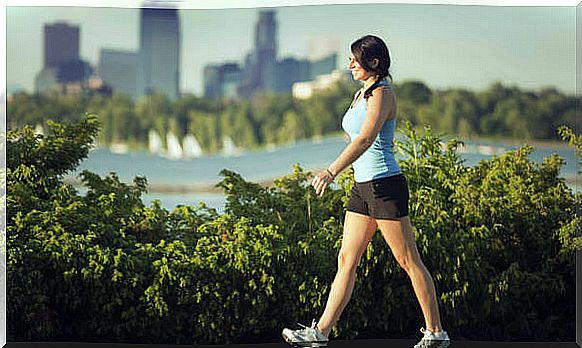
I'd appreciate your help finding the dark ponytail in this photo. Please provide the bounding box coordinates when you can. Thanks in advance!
[362,79,386,100]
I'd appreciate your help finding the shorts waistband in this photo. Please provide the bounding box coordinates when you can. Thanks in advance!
[355,173,405,185]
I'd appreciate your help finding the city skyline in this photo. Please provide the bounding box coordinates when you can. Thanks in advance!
[7,4,576,96]
[204,10,339,100]
[31,5,182,100]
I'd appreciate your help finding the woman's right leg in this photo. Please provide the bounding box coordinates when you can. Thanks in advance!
[376,216,443,333]
[316,211,377,337]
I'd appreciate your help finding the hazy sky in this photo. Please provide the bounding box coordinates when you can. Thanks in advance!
[6,3,575,96]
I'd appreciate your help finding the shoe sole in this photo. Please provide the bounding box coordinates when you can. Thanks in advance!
[282,333,328,347]
[414,340,451,348]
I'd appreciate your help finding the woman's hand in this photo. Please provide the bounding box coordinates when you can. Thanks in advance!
[311,168,335,197]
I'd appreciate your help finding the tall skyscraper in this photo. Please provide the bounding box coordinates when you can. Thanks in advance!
[43,22,79,69]
[240,10,278,99]
[139,2,181,100]
[35,22,93,94]
[255,11,277,69]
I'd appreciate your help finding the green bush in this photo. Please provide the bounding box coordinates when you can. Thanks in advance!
[6,116,580,343]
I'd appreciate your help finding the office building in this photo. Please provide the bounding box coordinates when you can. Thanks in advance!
[35,22,93,94]
[203,65,222,99]
[34,68,58,94]
[139,4,181,100]
[239,11,278,99]
[310,53,337,80]
[270,58,310,94]
[204,63,242,99]
[43,22,79,69]
[292,69,348,99]
[98,49,142,100]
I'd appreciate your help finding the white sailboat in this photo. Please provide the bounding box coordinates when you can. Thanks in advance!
[166,131,183,160]
[148,129,164,155]
[182,134,203,159]
[222,136,239,156]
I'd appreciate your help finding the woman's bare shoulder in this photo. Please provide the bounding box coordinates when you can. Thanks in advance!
[367,86,396,119]
[369,85,396,103]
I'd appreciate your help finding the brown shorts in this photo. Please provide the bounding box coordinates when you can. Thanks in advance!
[346,174,409,219]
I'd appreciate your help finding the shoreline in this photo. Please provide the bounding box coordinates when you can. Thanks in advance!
[447,135,574,150]
[64,174,577,195]
[96,131,576,158]
[63,178,279,194]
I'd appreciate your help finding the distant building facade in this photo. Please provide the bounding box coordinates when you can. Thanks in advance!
[292,69,349,99]
[43,22,79,69]
[269,57,310,94]
[98,49,142,100]
[204,63,242,100]
[52,77,113,98]
[309,53,337,80]
[56,59,93,83]
[238,11,278,99]
[34,68,58,94]
[139,4,181,100]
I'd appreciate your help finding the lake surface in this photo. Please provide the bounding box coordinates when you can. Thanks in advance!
[67,134,579,213]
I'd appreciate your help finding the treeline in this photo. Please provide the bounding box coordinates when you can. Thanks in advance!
[7,80,576,153]
[6,115,581,343]
[396,81,577,140]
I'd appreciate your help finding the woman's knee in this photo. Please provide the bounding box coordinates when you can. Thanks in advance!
[395,251,424,274]
[337,249,360,273]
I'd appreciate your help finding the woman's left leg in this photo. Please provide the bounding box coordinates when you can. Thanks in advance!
[376,216,443,333]
[316,211,378,337]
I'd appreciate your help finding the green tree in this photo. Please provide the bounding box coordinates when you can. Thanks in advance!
[227,102,258,148]
[277,110,305,144]
[188,110,220,152]
[135,92,173,145]
[396,80,432,104]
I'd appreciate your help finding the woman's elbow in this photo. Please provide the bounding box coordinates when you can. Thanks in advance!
[355,136,374,150]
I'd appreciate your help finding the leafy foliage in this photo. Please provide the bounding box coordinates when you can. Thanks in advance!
[6,116,580,343]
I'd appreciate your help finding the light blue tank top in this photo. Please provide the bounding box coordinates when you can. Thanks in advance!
[341,80,402,183]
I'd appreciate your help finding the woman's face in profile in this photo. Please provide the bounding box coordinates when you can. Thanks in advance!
[348,52,372,82]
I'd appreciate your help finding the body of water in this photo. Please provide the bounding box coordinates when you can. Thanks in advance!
[66,134,579,213]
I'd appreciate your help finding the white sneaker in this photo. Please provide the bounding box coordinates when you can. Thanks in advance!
[414,327,451,348]
[282,319,329,347]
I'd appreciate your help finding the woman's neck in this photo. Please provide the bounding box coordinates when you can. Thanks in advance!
[362,76,378,90]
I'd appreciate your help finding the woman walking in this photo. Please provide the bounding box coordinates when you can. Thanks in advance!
[282,35,450,348]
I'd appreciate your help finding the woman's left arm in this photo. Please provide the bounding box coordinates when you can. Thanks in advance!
[312,87,395,196]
